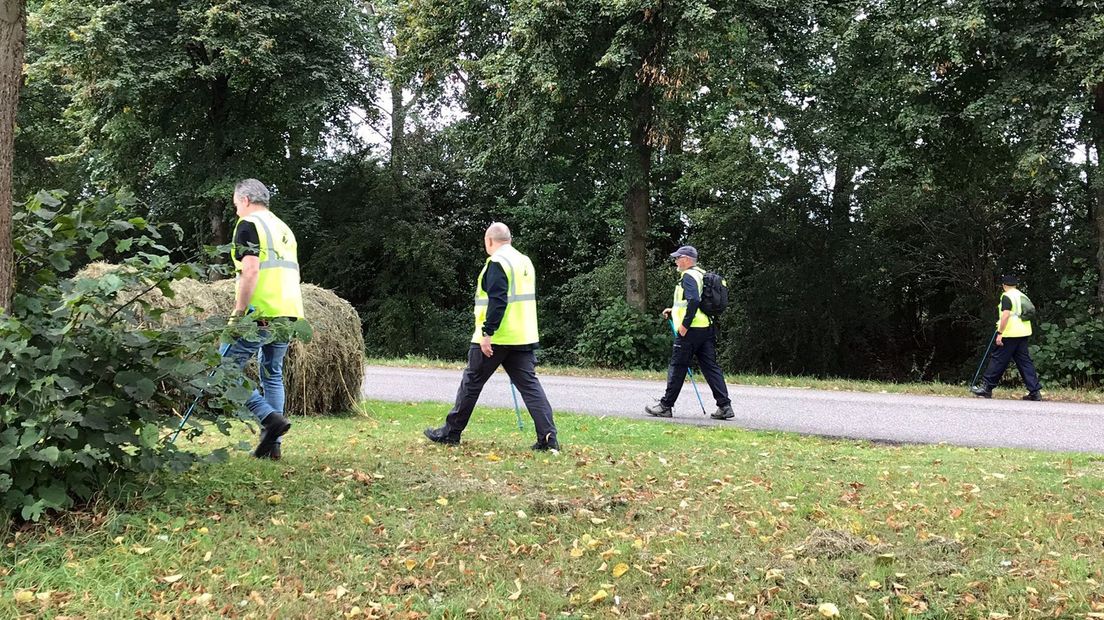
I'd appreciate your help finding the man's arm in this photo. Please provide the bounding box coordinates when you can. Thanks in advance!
[233,220,261,315]
[235,256,260,315]
[681,273,701,331]
[995,295,1013,345]
[481,262,509,335]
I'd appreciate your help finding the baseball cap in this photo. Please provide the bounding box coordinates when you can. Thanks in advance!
[669,245,698,260]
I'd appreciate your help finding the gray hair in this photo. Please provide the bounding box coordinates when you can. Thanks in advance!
[486,222,512,243]
[234,179,270,206]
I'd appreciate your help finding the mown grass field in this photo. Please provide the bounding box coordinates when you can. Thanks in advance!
[366,356,1104,405]
[3,402,1103,619]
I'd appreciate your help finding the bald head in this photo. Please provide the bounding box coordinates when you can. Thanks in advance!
[484,222,513,256]
[486,222,512,242]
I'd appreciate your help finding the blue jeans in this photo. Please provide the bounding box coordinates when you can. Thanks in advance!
[224,331,290,441]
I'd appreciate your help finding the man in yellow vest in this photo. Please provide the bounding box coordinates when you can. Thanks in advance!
[971,274,1042,400]
[225,179,305,459]
[424,223,559,450]
[646,245,734,419]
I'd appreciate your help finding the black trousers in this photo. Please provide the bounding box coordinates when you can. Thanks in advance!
[443,345,557,441]
[981,335,1042,393]
[661,327,731,408]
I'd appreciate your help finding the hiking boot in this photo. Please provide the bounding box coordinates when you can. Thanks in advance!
[532,433,561,452]
[1022,391,1043,402]
[711,405,735,420]
[645,402,673,418]
[970,385,992,399]
[254,413,291,458]
[423,427,461,445]
[264,444,282,461]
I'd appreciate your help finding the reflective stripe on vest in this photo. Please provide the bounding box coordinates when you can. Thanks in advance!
[231,210,305,319]
[472,245,539,345]
[998,289,1032,338]
[672,267,711,329]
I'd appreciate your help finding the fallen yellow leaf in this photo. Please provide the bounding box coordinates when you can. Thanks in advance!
[570,547,585,558]
[436,497,449,506]
[132,546,153,555]
[362,514,375,525]
[588,589,609,604]
[266,494,283,506]
[162,574,183,584]
[819,602,840,617]
[404,558,417,571]
[612,563,630,578]
[13,590,34,604]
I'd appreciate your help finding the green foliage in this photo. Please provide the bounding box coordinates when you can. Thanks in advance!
[25,0,379,243]
[573,299,670,370]
[1032,263,1104,387]
[0,192,249,522]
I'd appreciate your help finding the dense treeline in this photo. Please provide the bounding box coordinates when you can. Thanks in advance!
[10,0,1104,384]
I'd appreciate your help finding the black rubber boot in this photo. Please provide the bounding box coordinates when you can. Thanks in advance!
[423,426,461,445]
[254,413,291,458]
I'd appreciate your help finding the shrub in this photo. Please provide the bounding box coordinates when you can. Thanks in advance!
[0,191,250,521]
[1031,263,1104,387]
[573,299,671,370]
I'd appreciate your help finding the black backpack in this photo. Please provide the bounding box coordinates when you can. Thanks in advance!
[698,269,729,318]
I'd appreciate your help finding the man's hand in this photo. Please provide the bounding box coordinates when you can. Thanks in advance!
[995,334,1003,347]
[661,308,672,318]
[480,335,494,357]
[677,324,688,337]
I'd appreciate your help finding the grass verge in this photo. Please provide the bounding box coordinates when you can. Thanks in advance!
[2,403,1103,618]
[366,355,1104,404]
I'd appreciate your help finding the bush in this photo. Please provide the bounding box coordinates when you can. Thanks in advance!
[573,299,671,370]
[0,191,250,521]
[1030,264,1104,387]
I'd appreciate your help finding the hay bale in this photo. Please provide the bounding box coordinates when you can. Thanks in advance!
[75,263,364,415]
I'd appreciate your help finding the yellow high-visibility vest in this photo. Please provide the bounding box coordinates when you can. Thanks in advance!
[998,289,1031,338]
[672,267,711,329]
[472,245,539,345]
[231,210,305,319]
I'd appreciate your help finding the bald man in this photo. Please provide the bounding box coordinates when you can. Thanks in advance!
[424,223,560,450]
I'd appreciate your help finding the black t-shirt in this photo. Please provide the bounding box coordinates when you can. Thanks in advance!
[234,220,261,259]
[1000,295,1013,312]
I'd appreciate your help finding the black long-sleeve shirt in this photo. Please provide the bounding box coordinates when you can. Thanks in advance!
[481,262,509,335]
[680,272,703,329]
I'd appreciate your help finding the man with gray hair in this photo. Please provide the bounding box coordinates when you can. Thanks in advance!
[424,222,560,450]
[224,179,305,460]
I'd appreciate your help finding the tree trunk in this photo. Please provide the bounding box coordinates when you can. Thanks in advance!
[0,0,26,312]
[208,199,230,247]
[830,152,855,238]
[624,84,653,312]
[390,77,406,192]
[1090,83,1104,307]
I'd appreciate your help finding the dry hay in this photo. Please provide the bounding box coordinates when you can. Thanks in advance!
[799,528,877,559]
[75,263,364,416]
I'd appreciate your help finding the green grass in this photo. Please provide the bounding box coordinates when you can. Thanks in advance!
[367,354,1104,404]
[3,403,1104,618]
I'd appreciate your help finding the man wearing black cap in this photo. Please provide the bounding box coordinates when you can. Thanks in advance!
[645,246,735,419]
[971,275,1043,401]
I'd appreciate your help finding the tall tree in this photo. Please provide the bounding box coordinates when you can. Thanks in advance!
[0,0,25,311]
[30,0,379,246]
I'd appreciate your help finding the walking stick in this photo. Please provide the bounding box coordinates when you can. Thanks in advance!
[510,382,525,431]
[170,341,232,444]
[971,331,998,389]
[668,318,708,416]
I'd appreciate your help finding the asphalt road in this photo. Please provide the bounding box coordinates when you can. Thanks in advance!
[361,365,1104,454]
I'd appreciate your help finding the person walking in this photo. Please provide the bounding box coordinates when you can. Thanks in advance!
[226,179,305,459]
[971,274,1043,401]
[424,223,560,450]
[646,245,734,420]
